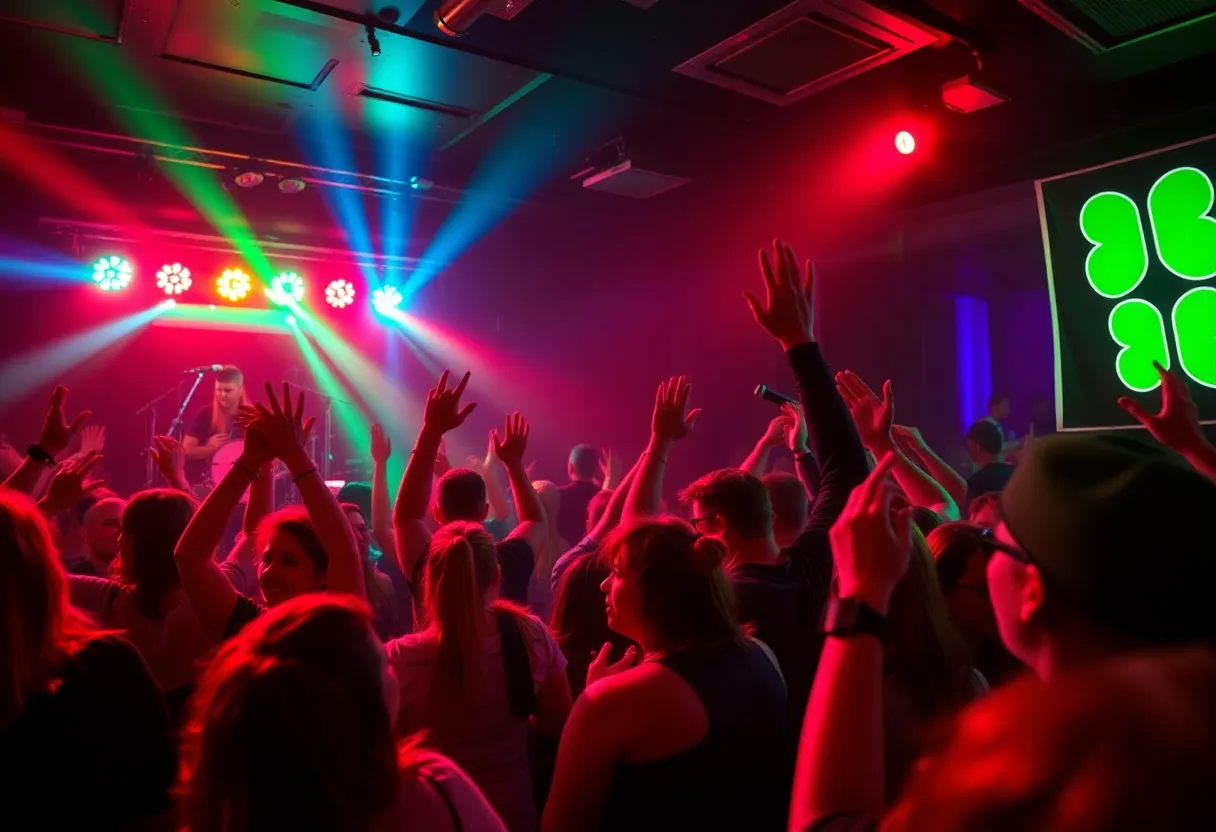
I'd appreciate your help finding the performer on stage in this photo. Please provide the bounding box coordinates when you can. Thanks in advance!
[182,365,247,486]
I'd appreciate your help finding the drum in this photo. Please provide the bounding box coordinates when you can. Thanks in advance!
[210,440,287,503]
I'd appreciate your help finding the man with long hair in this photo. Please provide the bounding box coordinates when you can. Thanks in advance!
[182,365,246,486]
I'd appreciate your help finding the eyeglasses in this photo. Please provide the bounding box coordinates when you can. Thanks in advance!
[689,516,711,531]
[977,527,1034,565]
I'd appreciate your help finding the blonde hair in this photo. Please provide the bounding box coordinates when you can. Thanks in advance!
[0,490,98,730]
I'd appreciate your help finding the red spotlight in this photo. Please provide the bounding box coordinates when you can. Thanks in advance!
[894,130,916,155]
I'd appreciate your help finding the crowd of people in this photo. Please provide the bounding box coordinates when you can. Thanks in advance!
[2,239,1215,831]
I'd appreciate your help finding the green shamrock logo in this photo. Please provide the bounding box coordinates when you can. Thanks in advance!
[1079,166,1216,391]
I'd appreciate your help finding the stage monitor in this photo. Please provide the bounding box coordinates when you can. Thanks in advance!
[1036,133,1216,432]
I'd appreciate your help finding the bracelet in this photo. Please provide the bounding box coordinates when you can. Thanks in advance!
[642,451,667,465]
[234,461,259,479]
[26,444,57,468]
[292,466,319,483]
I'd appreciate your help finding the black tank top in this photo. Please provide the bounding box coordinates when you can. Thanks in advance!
[598,640,789,832]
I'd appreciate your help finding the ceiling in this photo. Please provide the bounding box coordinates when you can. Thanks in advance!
[1,0,1216,239]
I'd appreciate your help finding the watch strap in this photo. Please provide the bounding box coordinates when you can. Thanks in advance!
[26,444,57,468]
[825,596,888,641]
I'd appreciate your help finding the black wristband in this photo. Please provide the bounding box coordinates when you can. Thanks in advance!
[291,466,318,483]
[27,444,57,468]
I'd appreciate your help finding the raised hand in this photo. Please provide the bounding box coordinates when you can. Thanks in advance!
[38,386,91,457]
[370,423,392,465]
[40,450,104,515]
[743,239,815,350]
[891,424,925,449]
[422,370,477,436]
[836,370,894,449]
[149,435,186,483]
[763,411,793,447]
[599,447,620,488]
[651,376,701,443]
[78,425,106,455]
[492,412,530,468]
[586,642,639,687]
[238,382,316,469]
[829,453,913,614]
[781,401,810,454]
[1118,361,1207,453]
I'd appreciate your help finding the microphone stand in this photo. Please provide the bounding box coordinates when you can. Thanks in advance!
[135,378,195,487]
[170,371,206,440]
[284,377,350,481]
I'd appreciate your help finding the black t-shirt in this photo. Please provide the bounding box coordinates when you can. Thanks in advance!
[185,406,245,484]
[496,536,535,606]
[223,593,267,641]
[966,462,1015,506]
[0,636,176,827]
[556,480,601,547]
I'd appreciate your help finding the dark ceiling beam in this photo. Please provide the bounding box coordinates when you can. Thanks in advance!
[883,0,994,52]
[274,0,667,105]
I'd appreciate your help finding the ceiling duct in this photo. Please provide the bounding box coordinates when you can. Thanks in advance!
[435,0,538,36]
[1017,0,1216,52]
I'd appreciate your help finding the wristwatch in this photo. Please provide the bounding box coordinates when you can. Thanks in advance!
[26,444,57,469]
[824,597,887,641]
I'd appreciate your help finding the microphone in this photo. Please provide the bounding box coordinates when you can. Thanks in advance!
[754,384,798,407]
[184,364,224,374]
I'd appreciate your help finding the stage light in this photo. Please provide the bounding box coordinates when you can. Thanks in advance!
[372,285,404,315]
[895,130,916,155]
[267,271,306,306]
[92,255,132,292]
[278,177,306,194]
[156,263,192,295]
[217,268,251,302]
[285,314,297,327]
[325,279,356,309]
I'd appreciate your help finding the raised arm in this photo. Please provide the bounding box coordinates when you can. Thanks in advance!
[739,413,790,477]
[495,413,548,553]
[149,435,191,493]
[549,460,640,592]
[1119,361,1216,481]
[792,454,910,830]
[623,377,701,521]
[743,241,869,541]
[393,371,477,581]
[892,424,968,510]
[369,423,397,556]
[2,386,90,497]
[476,433,513,523]
[240,382,364,600]
[836,372,960,521]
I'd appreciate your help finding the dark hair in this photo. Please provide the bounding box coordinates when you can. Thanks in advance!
[927,522,987,592]
[586,489,612,534]
[74,489,121,525]
[550,550,638,698]
[965,421,1003,456]
[911,506,944,537]
[435,469,487,522]
[569,445,599,479]
[256,507,328,574]
[601,517,742,654]
[340,503,367,524]
[119,489,198,618]
[179,595,399,832]
[762,472,809,534]
[988,393,1009,409]
[679,469,773,540]
[336,482,372,520]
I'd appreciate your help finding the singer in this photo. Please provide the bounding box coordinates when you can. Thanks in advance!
[182,364,247,485]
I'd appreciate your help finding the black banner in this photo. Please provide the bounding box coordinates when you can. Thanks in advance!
[1036,134,1216,431]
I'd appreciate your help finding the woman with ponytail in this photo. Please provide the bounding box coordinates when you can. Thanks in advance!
[386,521,572,832]
[542,517,789,832]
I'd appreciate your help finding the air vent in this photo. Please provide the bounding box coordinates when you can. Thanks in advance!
[350,85,479,119]
[1017,0,1216,51]
[673,0,940,105]
[582,161,689,199]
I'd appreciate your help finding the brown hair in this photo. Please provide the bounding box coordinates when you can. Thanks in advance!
[422,522,520,728]
[119,489,198,618]
[885,527,974,715]
[0,490,99,730]
[762,471,810,535]
[927,522,986,592]
[679,468,773,539]
[434,469,487,522]
[601,517,743,654]
[179,594,399,832]
[550,549,637,699]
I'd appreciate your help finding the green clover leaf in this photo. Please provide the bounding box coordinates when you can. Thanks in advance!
[1148,166,1216,281]
[1173,286,1216,389]
[1109,299,1170,392]
[1080,191,1148,298]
